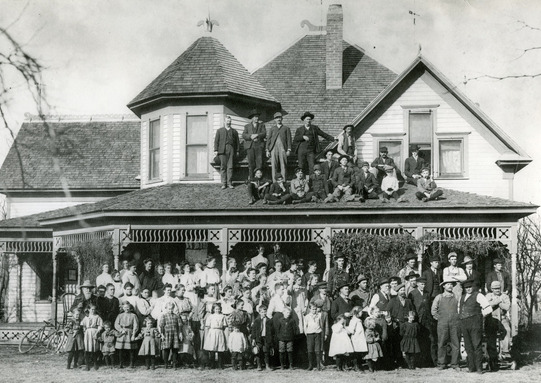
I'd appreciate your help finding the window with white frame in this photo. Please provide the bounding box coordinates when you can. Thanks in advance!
[149,119,160,180]
[378,140,403,171]
[438,139,465,177]
[186,115,209,177]
[408,110,433,167]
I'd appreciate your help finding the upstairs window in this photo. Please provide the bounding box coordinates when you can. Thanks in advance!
[378,140,403,171]
[408,110,433,166]
[149,119,160,180]
[186,115,209,177]
[439,139,464,177]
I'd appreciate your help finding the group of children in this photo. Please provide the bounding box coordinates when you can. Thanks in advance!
[247,149,443,205]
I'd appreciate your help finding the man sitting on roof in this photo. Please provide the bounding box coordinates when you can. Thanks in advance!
[265,173,292,205]
[415,168,443,202]
[324,155,355,203]
[310,164,330,202]
[371,146,403,185]
[290,167,314,204]
[319,149,339,192]
[380,166,404,203]
[248,168,270,205]
[353,160,380,202]
[404,145,426,186]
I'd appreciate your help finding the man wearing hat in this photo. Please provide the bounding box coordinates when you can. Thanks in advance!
[422,255,442,301]
[431,277,460,370]
[70,279,98,315]
[320,149,339,191]
[336,124,357,162]
[242,109,267,181]
[398,253,418,284]
[325,155,355,203]
[459,279,493,373]
[310,164,330,202]
[371,146,400,185]
[404,271,420,297]
[353,160,380,201]
[463,256,481,290]
[442,252,467,300]
[369,277,392,311]
[266,112,292,181]
[330,282,353,322]
[294,111,335,177]
[485,281,511,368]
[326,252,351,296]
[404,145,426,185]
[408,276,436,366]
[387,283,414,368]
[214,115,240,189]
[486,258,511,294]
[349,274,371,310]
[389,276,402,297]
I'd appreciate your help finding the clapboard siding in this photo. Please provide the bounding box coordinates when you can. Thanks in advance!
[356,74,508,198]
[7,197,111,219]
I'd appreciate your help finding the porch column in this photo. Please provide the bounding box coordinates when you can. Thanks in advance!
[112,228,121,270]
[209,228,229,289]
[51,236,61,325]
[509,225,519,337]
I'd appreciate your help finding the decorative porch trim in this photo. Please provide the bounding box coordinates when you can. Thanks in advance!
[0,240,52,253]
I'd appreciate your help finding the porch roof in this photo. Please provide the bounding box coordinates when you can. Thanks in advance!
[0,183,537,229]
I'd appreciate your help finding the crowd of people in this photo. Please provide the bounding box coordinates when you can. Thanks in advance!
[66,247,511,375]
[213,109,443,205]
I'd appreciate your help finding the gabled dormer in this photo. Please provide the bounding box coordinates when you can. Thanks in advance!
[128,36,280,188]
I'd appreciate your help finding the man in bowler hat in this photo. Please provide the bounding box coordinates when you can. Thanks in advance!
[294,112,335,177]
[266,112,292,181]
[242,109,267,181]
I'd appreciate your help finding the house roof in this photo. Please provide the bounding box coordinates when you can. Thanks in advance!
[0,183,535,229]
[351,55,531,159]
[0,118,141,191]
[127,36,278,114]
[253,35,397,136]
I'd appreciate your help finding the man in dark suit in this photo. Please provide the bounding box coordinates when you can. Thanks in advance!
[408,277,436,366]
[242,109,267,181]
[320,149,339,191]
[371,146,403,184]
[485,258,511,293]
[266,112,292,182]
[462,256,482,291]
[294,111,335,177]
[214,115,240,189]
[404,145,426,185]
[353,161,380,201]
[423,255,443,301]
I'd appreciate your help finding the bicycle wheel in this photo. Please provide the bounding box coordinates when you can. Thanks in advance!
[56,331,68,353]
[45,331,62,352]
[19,330,42,354]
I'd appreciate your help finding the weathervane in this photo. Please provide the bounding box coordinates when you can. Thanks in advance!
[197,11,219,32]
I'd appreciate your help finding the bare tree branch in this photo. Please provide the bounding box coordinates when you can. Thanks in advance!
[464,72,541,84]
[517,20,541,33]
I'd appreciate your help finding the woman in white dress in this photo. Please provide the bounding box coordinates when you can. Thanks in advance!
[329,314,354,370]
[178,262,197,305]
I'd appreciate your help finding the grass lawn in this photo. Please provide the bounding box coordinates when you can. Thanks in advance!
[2,345,541,383]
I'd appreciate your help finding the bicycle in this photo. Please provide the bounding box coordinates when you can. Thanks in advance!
[18,320,67,354]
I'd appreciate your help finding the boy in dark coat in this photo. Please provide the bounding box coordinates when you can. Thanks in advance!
[275,307,298,369]
[310,164,330,202]
[251,305,274,371]
[265,173,292,205]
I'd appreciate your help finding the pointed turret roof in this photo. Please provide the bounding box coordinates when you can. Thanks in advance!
[128,36,278,116]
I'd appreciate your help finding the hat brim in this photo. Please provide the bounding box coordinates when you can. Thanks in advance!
[439,280,457,286]
[248,113,260,119]
[301,113,315,121]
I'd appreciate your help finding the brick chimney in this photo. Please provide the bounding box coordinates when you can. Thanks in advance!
[326,4,343,89]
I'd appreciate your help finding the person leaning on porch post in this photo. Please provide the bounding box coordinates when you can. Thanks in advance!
[458,279,493,374]
[214,115,240,190]
[485,280,511,370]
[294,111,335,178]
[242,109,267,182]
[431,277,460,371]
[326,253,351,297]
[96,263,114,288]
[266,112,292,182]
[70,279,98,315]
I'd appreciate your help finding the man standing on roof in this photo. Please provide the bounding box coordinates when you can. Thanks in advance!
[266,112,292,181]
[214,115,240,190]
[242,109,267,182]
[336,124,357,164]
[294,112,335,178]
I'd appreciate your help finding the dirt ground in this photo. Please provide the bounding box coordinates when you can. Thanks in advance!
[1,345,540,383]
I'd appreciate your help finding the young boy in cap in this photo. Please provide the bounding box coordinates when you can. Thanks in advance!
[354,160,380,201]
[265,173,292,205]
[325,155,355,203]
[290,167,314,204]
[310,164,330,202]
[415,167,443,202]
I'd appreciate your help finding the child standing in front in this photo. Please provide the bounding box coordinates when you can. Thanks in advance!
[304,302,324,371]
[328,314,354,371]
[228,325,248,370]
[81,304,103,371]
[275,307,298,369]
[179,310,195,368]
[99,320,118,368]
[114,301,140,368]
[347,306,368,371]
[137,317,161,370]
[65,309,84,369]
[203,303,228,369]
[364,316,383,372]
[159,301,183,369]
[400,311,421,369]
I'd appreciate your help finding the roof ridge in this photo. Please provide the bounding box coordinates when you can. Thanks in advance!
[24,114,139,123]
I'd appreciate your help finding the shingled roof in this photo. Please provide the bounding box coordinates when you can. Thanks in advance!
[253,35,397,136]
[0,182,535,229]
[128,36,278,114]
[0,119,140,191]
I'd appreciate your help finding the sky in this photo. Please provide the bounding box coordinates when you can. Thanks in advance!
[0,0,540,208]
